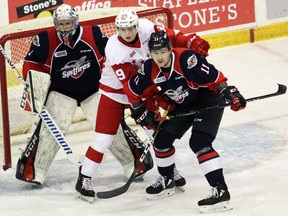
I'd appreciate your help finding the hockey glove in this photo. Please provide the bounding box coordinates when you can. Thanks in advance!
[186,33,210,57]
[220,86,246,111]
[131,104,159,130]
[152,94,175,112]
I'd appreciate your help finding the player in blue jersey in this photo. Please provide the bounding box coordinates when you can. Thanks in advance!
[125,31,246,213]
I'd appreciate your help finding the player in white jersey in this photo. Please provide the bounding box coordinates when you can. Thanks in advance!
[75,8,210,202]
[99,18,159,104]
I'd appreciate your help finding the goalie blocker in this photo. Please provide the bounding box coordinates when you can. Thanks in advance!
[15,70,153,184]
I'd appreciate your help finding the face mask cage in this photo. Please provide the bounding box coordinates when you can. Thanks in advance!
[53,5,79,42]
[54,19,78,37]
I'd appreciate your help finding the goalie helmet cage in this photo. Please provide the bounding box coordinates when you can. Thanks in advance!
[0,7,173,170]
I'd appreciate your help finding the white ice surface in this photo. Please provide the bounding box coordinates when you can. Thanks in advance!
[1,37,288,216]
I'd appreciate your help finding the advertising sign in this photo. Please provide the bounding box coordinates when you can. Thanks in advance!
[8,0,255,34]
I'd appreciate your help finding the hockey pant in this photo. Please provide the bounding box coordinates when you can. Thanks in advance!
[15,91,153,184]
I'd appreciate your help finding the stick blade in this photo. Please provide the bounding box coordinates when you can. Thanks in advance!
[277,83,287,94]
[96,182,130,199]
[96,141,152,199]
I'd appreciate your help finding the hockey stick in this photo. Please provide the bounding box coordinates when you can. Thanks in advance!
[96,110,169,199]
[0,44,80,164]
[159,84,287,120]
[96,84,286,198]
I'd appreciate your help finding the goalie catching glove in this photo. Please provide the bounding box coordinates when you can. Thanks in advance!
[220,85,246,111]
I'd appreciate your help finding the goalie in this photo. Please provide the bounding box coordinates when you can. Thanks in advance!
[15,4,153,185]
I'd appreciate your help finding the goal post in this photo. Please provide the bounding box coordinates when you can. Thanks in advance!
[0,7,174,170]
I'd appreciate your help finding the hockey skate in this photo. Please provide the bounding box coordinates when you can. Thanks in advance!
[146,175,175,200]
[75,167,95,203]
[174,167,186,192]
[198,182,233,213]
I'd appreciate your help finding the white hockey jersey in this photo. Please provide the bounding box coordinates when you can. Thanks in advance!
[99,19,158,104]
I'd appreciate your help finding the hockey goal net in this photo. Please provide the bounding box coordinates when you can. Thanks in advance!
[0,7,173,170]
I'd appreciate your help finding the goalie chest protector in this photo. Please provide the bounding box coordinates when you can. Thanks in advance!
[45,26,106,102]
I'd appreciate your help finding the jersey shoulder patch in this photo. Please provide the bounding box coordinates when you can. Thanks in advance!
[177,49,198,70]
[187,54,198,69]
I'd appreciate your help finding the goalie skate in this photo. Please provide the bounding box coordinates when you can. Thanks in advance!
[198,182,233,213]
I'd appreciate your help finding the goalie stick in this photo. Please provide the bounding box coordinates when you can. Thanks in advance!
[96,111,169,199]
[158,84,287,120]
[0,44,80,164]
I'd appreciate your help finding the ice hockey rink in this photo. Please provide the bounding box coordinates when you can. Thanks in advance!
[0,36,287,216]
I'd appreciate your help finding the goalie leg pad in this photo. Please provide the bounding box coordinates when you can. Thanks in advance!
[16,119,42,184]
[119,119,154,178]
[108,120,154,178]
[20,70,51,113]
[16,91,77,184]
[80,92,99,128]
[109,125,135,178]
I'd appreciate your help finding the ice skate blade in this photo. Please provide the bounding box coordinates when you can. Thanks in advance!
[76,192,94,203]
[176,186,185,192]
[199,201,233,213]
[146,188,175,200]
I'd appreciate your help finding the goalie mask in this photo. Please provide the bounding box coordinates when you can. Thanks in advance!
[53,4,79,45]
[115,9,139,29]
